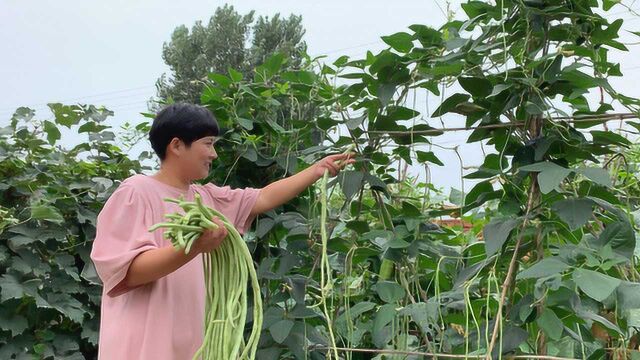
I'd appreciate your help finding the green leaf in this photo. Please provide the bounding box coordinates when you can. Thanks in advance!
[487,84,512,97]
[236,117,254,130]
[0,310,28,337]
[373,304,396,347]
[519,162,573,194]
[597,220,636,259]
[617,281,640,310]
[449,188,463,207]
[47,293,85,324]
[551,198,594,231]
[537,308,564,341]
[208,73,232,87]
[573,268,621,302]
[381,32,414,53]
[576,167,612,188]
[603,0,621,10]
[43,120,61,145]
[78,121,109,134]
[458,77,493,97]
[483,218,520,257]
[416,151,444,166]
[399,302,438,334]
[31,204,64,224]
[461,1,496,18]
[517,257,569,280]
[336,171,365,201]
[431,93,470,117]
[590,130,631,147]
[228,67,243,82]
[377,83,396,106]
[376,281,405,303]
[0,274,32,302]
[345,115,365,130]
[465,181,494,206]
[49,104,82,128]
[386,106,419,121]
[409,24,443,47]
[269,319,294,343]
[316,117,340,131]
[341,302,375,320]
[495,326,529,356]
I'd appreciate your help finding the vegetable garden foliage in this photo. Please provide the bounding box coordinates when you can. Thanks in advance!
[2,0,640,358]
[0,106,146,359]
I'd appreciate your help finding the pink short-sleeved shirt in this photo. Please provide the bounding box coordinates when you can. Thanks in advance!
[90,174,261,360]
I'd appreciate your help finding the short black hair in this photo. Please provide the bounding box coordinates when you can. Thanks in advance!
[149,103,220,160]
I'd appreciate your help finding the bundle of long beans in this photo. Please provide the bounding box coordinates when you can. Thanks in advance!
[149,193,262,359]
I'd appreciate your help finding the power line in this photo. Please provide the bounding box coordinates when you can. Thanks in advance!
[0,85,155,113]
[365,113,639,136]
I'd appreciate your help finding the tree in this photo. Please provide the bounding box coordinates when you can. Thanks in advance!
[155,5,307,105]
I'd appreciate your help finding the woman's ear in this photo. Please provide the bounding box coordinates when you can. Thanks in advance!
[166,137,184,158]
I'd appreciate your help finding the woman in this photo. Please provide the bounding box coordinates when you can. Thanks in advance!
[90,103,353,359]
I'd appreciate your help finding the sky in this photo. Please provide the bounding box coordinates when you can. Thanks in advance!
[1,0,640,195]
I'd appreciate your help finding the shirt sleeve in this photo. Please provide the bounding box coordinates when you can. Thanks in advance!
[201,184,261,235]
[90,184,158,297]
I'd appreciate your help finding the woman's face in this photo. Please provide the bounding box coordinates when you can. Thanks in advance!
[181,136,218,180]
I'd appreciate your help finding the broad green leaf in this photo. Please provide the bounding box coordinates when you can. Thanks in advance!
[573,268,621,302]
[78,122,109,134]
[208,73,232,87]
[236,117,253,130]
[399,302,438,334]
[617,281,640,310]
[576,167,612,188]
[517,257,569,280]
[30,205,64,224]
[345,115,365,130]
[483,218,520,257]
[465,181,494,206]
[49,104,82,128]
[591,130,631,147]
[409,24,443,47]
[386,106,419,121]
[494,326,529,357]
[316,117,339,131]
[228,67,243,82]
[458,77,493,97]
[487,84,512,97]
[342,302,376,320]
[376,281,405,303]
[43,120,61,145]
[377,83,396,106]
[336,171,365,200]
[416,151,444,166]
[269,319,294,343]
[373,304,396,347]
[537,308,564,341]
[603,0,621,10]
[551,198,594,230]
[519,162,573,194]
[381,32,414,53]
[596,220,636,259]
[47,293,85,324]
[0,310,28,337]
[431,93,470,117]
[449,188,463,207]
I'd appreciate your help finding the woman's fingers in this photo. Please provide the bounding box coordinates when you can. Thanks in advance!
[211,217,228,238]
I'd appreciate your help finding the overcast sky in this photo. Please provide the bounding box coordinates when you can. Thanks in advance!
[2,0,639,194]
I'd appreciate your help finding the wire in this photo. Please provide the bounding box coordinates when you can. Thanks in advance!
[0,85,154,112]
[365,113,639,136]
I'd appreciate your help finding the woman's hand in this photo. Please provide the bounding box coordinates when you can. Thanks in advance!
[192,217,228,254]
[313,153,355,178]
